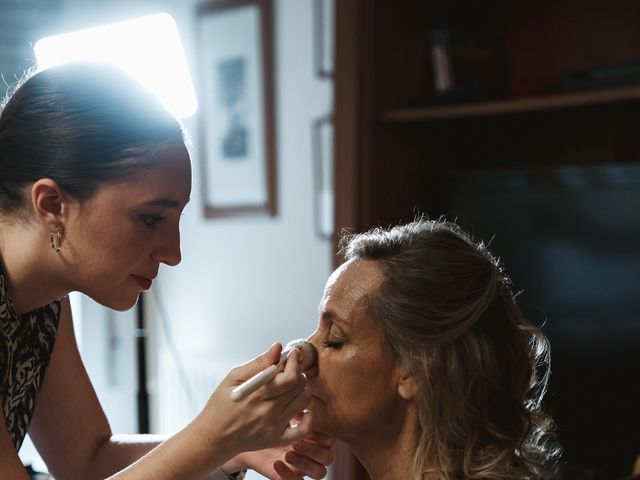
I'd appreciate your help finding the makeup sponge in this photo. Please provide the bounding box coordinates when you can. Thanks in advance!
[282,339,317,371]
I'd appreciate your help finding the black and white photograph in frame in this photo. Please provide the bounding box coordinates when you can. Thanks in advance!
[196,0,277,218]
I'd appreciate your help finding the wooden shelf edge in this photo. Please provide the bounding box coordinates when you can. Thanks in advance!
[380,85,640,122]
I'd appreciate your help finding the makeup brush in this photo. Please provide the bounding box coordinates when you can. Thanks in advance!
[230,339,317,402]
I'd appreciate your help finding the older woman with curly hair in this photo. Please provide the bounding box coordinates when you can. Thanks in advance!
[304,218,560,479]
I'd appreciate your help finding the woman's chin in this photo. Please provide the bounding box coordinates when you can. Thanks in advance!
[308,407,345,438]
[86,291,140,312]
[110,300,138,312]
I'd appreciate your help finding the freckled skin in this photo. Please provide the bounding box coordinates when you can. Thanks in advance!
[306,259,406,441]
[62,142,191,311]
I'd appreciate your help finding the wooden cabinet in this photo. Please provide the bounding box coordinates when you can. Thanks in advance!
[333,1,640,478]
[335,0,640,238]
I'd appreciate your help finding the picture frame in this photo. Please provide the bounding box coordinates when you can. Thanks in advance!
[195,0,277,218]
[311,116,334,239]
[313,0,334,78]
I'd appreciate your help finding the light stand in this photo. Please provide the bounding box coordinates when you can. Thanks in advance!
[135,293,150,434]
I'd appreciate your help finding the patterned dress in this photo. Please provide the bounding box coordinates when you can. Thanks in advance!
[0,265,61,451]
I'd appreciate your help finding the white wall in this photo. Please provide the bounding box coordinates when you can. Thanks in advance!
[152,0,332,360]
[153,5,335,480]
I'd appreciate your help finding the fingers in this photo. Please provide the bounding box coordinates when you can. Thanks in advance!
[302,432,337,449]
[269,347,302,390]
[264,348,308,404]
[231,345,309,402]
[291,436,336,467]
[280,453,327,480]
[273,460,305,480]
[283,391,311,428]
[280,410,313,444]
[210,344,312,452]
[272,432,336,480]
[232,343,282,383]
[283,439,335,479]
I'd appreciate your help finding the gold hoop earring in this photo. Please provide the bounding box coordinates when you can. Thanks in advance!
[50,230,62,253]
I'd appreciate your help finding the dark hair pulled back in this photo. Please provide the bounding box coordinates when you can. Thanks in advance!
[0,62,185,215]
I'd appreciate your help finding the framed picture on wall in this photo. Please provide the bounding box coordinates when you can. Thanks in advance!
[195,0,277,218]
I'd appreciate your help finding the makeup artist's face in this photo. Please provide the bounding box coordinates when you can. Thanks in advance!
[306,259,406,440]
[62,142,191,311]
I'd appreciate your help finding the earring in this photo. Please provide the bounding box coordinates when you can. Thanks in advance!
[50,229,62,253]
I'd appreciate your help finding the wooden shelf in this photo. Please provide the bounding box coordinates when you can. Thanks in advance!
[336,1,640,474]
[381,85,640,123]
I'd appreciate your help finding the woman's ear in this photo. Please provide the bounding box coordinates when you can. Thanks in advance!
[31,178,69,229]
[398,373,419,401]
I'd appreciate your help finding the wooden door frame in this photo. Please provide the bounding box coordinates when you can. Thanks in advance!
[332,0,373,478]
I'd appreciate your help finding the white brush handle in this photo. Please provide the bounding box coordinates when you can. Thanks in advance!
[230,340,315,402]
[230,364,279,402]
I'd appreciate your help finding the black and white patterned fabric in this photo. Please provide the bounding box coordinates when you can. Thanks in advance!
[0,264,61,451]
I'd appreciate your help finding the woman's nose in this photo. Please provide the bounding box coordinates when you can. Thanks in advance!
[153,228,182,266]
[162,244,182,266]
[303,333,320,378]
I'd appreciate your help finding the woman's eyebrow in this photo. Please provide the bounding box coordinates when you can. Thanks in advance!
[321,310,349,329]
[145,197,191,208]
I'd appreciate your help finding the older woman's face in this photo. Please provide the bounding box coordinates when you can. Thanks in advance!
[306,259,406,440]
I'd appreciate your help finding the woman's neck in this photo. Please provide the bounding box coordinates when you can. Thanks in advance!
[349,403,420,480]
[0,221,68,315]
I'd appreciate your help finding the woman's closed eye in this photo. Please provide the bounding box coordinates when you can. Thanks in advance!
[139,213,167,229]
[323,338,344,349]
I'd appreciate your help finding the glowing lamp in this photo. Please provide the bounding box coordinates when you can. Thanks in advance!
[34,13,197,119]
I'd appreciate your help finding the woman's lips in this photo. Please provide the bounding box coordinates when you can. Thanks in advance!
[131,275,152,291]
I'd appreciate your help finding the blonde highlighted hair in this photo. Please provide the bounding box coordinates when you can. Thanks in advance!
[343,218,560,479]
